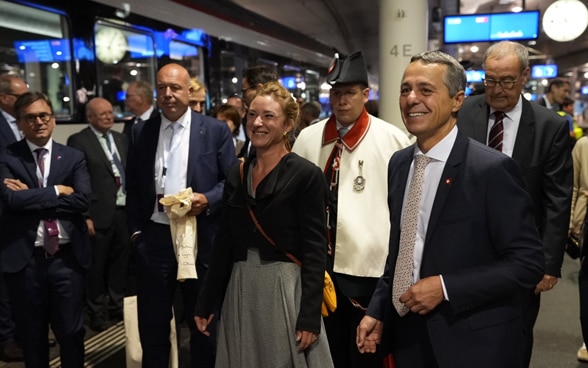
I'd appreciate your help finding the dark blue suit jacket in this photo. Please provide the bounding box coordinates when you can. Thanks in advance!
[367,132,544,367]
[0,113,18,149]
[126,110,238,266]
[457,95,572,277]
[0,140,92,272]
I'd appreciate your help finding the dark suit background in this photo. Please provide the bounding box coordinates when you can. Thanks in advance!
[67,127,130,322]
[123,108,159,148]
[0,140,91,367]
[126,110,238,367]
[0,112,18,348]
[368,133,544,368]
[457,94,573,365]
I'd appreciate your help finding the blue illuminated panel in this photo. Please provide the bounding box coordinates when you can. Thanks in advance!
[14,39,71,63]
[444,11,539,44]
[531,65,558,79]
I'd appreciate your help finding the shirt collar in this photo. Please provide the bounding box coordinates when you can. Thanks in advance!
[161,108,190,131]
[322,108,370,151]
[414,125,458,163]
[25,138,53,155]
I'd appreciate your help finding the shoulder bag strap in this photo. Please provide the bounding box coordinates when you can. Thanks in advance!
[240,162,302,267]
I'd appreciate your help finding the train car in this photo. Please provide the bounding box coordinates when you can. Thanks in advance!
[0,0,332,143]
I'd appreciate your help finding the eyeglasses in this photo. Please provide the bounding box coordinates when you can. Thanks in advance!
[19,112,53,124]
[482,78,519,89]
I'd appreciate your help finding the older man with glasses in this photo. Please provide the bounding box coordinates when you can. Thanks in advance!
[457,40,573,368]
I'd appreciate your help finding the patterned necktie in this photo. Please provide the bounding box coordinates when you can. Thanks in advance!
[338,127,348,138]
[488,111,505,152]
[35,148,59,255]
[392,154,431,316]
[103,133,125,190]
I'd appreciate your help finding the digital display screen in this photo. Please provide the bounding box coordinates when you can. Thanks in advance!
[531,65,558,79]
[444,11,540,44]
[14,39,71,63]
[466,70,485,83]
[280,77,298,89]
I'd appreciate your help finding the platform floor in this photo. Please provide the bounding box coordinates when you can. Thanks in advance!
[0,254,585,367]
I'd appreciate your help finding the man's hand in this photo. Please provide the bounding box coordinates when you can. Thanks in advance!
[356,315,383,354]
[188,192,208,216]
[535,274,558,294]
[3,178,29,191]
[399,275,444,315]
[85,219,96,237]
[56,185,74,196]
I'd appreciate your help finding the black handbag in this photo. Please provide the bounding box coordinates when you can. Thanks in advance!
[566,233,582,260]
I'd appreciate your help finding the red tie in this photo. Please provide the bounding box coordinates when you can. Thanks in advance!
[488,111,505,152]
[35,148,59,255]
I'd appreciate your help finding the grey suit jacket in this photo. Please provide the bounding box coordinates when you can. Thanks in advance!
[457,94,572,276]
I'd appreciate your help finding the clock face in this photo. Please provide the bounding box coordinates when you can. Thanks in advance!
[542,0,588,42]
[95,27,128,64]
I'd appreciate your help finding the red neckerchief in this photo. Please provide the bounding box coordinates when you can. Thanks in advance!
[322,108,370,152]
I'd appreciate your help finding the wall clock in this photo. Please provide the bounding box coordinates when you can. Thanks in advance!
[542,0,588,42]
[95,27,128,64]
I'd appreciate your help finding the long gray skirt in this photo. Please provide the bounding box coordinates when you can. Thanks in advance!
[215,248,334,368]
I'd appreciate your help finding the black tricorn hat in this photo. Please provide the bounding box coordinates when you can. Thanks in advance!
[326,51,368,86]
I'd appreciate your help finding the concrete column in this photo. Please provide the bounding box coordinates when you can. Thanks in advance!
[379,0,428,133]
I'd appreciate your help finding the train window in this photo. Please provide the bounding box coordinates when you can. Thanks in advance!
[94,21,156,118]
[0,0,75,120]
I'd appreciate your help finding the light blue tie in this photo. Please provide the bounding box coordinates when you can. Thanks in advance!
[164,123,183,195]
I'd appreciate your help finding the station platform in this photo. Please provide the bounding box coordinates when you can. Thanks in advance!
[0,254,585,367]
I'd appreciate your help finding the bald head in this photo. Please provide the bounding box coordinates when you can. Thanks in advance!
[0,74,29,116]
[86,97,114,134]
[156,63,192,121]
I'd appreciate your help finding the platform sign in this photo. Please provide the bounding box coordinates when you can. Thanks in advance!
[531,65,558,79]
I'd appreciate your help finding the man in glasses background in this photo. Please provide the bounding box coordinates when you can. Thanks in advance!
[457,40,573,367]
[0,92,91,366]
[0,73,27,361]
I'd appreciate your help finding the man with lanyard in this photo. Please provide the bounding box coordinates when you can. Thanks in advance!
[67,97,130,332]
[293,51,410,368]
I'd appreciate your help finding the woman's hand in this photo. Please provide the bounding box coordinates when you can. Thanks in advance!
[295,330,318,351]
[194,314,214,336]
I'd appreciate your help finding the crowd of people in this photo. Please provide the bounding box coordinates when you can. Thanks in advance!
[0,40,586,368]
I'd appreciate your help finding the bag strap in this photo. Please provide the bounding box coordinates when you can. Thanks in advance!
[240,162,302,267]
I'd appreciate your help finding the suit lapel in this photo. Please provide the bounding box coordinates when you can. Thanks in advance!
[83,128,113,174]
[424,133,466,246]
[47,142,63,185]
[511,98,534,169]
[471,96,490,143]
[187,111,204,182]
[13,141,38,187]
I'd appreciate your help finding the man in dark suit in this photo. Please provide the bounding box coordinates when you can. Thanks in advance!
[124,80,158,147]
[356,51,544,368]
[0,92,91,367]
[126,63,237,367]
[0,73,28,361]
[456,41,573,366]
[536,77,570,111]
[67,97,130,332]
